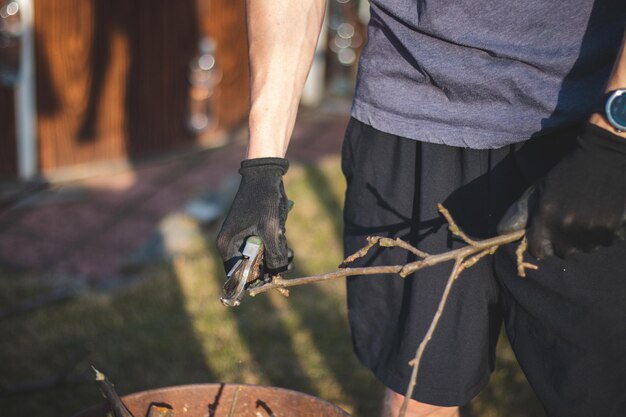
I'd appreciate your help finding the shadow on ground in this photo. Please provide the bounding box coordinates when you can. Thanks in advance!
[0,263,216,416]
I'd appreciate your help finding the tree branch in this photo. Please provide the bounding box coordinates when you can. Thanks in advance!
[246,205,532,417]
[437,203,479,246]
[248,230,524,296]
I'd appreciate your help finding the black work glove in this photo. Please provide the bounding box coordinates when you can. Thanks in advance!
[499,123,626,259]
[216,157,291,274]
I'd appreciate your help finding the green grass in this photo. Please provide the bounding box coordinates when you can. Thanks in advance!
[0,156,543,417]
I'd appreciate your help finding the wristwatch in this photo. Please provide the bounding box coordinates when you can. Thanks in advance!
[604,89,626,132]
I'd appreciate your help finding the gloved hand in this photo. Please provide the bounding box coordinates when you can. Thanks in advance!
[498,123,626,259]
[216,157,291,274]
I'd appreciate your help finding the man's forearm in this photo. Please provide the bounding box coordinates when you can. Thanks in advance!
[589,30,626,139]
[245,0,326,159]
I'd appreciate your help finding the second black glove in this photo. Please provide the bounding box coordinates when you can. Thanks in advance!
[499,123,626,258]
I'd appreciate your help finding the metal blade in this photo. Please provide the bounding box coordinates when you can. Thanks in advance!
[220,236,264,307]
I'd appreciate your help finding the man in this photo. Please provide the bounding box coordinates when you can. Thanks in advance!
[217,1,626,416]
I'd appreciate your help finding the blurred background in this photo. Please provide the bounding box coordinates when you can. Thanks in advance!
[0,1,543,416]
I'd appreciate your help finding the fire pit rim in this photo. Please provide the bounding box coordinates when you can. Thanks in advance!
[71,382,351,417]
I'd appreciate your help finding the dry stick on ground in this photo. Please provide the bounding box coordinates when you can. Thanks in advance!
[92,367,135,417]
[248,204,536,417]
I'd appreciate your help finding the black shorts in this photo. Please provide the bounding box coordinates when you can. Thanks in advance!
[342,118,626,416]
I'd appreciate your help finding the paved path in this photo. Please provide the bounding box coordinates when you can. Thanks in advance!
[0,109,349,282]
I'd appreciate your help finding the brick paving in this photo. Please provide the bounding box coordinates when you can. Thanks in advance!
[0,108,349,283]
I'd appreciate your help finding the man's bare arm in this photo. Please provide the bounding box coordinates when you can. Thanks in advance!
[245,0,327,159]
[590,31,626,139]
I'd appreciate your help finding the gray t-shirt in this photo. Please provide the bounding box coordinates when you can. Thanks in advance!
[352,0,626,148]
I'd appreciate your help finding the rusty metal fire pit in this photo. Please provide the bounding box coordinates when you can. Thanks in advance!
[73,383,351,417]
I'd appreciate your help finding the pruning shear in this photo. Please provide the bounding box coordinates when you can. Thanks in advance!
[220,201,293,307]
[220,235,269,307]
[220,200,294,307]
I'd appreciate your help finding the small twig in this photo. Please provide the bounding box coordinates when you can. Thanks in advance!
[275,287,290,297]
[92,367,134,417]
[378,237,430,258]
[266,276,290,297]
[437,204,480,246]
[459,246,498,273]
[227,385,242,417]
[516,237,538,277]
[399,260,463,417]
[339,236,428,268]
[339,236,381,267]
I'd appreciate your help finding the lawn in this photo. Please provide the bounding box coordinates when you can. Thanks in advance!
[0,156,544,417]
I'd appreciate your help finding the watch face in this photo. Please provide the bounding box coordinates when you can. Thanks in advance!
[607,90,626,130]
